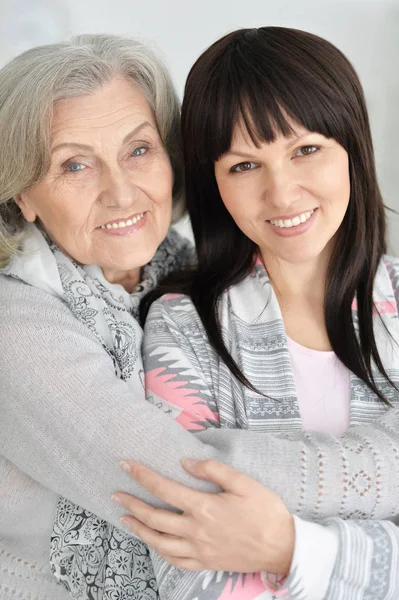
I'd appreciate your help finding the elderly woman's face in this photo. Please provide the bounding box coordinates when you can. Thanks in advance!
[16,77,173,284]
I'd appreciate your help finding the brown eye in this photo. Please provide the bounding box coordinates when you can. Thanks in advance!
[231,161,257,173]
[296,145,318,157]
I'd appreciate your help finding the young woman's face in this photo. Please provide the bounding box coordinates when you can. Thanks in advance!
[214,121,350,268]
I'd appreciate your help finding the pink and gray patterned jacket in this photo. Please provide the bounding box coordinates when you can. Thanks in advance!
[143,255,399,600]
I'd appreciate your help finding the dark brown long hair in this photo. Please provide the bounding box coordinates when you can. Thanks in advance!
[142,26,397,403]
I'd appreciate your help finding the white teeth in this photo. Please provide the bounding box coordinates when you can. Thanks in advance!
[100,213,144,230]
[269,209,314,228]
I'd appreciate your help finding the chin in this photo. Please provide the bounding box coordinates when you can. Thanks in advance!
[103,247,157,272]
[277,243,329,265]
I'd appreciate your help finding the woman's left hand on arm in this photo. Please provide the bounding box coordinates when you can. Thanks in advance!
[112,458,295,574]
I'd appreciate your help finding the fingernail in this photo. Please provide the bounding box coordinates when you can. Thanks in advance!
[120,518,130,530]
[111,494,121,505]
[120,461,131,473]
[183,458,198,469]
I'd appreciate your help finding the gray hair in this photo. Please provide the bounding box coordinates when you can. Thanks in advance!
[0,34,185,267]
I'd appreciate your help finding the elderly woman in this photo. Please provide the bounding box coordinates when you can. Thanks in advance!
[0,34,264,600]
[2,33,399,600]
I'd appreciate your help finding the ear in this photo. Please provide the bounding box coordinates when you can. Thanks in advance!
[14,193,37,223]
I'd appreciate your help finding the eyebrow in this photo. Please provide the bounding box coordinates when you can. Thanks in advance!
[224,132,317,158]
[51,121,155,154]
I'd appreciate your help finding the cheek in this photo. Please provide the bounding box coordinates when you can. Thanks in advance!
[311,159,350,209]
[48,197,91,230]
[33,186,93,239]
[218,179,241,215]
[219,182,259,229]
[148,160,174,204]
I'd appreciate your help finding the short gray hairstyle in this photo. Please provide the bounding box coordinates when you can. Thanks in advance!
[0,34,184,267]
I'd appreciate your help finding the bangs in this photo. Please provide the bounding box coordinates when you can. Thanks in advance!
[190,28,351,163]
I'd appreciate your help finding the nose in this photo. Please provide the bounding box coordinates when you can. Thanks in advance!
[262,166,301,211]
[100,166,138,210]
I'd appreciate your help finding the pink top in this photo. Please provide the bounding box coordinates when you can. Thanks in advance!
[287,336,351,437]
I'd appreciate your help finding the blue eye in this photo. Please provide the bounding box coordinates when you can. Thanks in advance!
[131,146,148,157]
[65,162,85,172]
[295,145,319,157]
[230,161,258,173]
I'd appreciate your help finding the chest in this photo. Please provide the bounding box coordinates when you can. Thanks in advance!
[279,300,331,351]
[211,274,399,434]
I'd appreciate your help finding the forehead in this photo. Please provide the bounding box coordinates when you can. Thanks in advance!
[229,116,308,149]
[51,77,156,143]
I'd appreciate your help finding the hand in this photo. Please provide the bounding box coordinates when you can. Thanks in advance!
[112,458,295,574]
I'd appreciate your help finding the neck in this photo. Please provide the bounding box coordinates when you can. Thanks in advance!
[260,247,332,303]
[102,267,142,293]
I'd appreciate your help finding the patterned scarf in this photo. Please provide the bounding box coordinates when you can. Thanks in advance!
[3,222,194,600]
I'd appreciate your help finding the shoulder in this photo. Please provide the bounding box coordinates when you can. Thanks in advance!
[380,255,399,313]
[0,273,66,320]
[0,274,102,370]
[145,292,201,330]
[383,254,399,272]
[382,254,399,288]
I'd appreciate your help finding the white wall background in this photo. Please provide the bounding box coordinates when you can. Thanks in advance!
[1,0,398,252]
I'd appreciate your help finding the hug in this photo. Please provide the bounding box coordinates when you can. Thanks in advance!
[1,27,399,600]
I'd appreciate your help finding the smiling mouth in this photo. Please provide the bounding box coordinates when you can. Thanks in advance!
[268,209,316,229]
[99,212,145,230]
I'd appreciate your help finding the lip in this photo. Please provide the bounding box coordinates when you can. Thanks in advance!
[97,211,147,237]
[267,208,317,221]
[267,208,318,238]
[98,211,147,229]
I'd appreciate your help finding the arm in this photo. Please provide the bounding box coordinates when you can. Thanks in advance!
[0,277,221,530]
[143,295,399,521]
[2,277,399,526]
[286,515,399,600]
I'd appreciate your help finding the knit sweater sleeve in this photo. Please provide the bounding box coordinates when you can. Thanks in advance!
[2,275,399,531]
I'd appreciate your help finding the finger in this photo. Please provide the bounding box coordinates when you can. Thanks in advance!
[182,458,260,495]
[121,461,205,511]
[120,515,194,558]
[113,493,190,536]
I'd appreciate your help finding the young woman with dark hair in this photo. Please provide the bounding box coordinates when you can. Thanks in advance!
[112,27,399,599]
